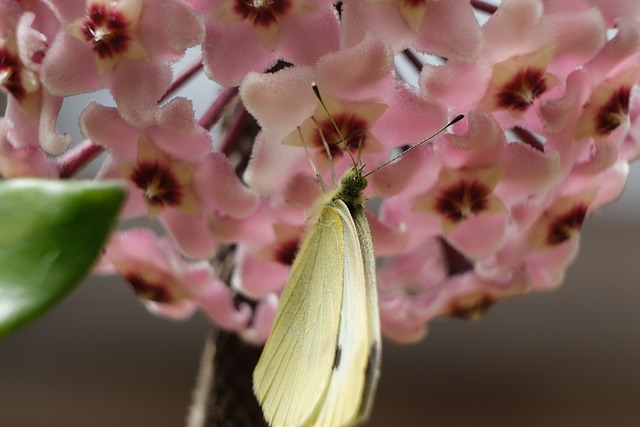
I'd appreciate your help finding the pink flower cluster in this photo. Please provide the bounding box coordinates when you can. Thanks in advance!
[1,0,638,344]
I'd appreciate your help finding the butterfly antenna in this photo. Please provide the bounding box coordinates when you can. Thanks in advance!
[312,82,359,167]
[311,116,338,186]
[352,128,366,166]
[298,126,328,192]
[364,114,464,178]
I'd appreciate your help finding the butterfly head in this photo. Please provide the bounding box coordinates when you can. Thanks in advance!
[334,165,367,211]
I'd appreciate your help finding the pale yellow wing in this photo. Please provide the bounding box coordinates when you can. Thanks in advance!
[253,206,345,427]
[306,200,381,427]
[351,203,382,424]
[308,199,368,427]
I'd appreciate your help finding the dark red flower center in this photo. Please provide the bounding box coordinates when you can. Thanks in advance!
[496,68,548,112]
[127,274,173,303]
[546,204,588,246]
[80,3,131,58]
[275,239,299,266]
[234,0,291,27]
[435,180,492,223]
[595,86,631,136]
[402,0,428,7]
[0,48,26,100]
[130,161,184,209]
[312,114,368,160]
[449,294,495,319]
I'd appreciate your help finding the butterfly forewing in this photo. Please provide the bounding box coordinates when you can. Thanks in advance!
[253,206,345,427]
[309,199,371,427]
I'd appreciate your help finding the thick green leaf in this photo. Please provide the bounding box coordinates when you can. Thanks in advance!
[0,179,125,338]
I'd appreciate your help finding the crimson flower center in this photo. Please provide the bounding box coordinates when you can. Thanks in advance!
[402,0,427,7]
[275,239,299,266]
[547,205,588,246]
[497,68,548,111]
[127,274,173,303]
[130,161,184,209]
[312,114,367,159]
[0,48,25,100]
[596,87,631,135]
[235,0,290,26]
[80,4,131,58]
[436,180,491,223]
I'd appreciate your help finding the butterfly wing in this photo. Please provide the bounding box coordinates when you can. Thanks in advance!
[307,200,381,427]
[350,203,381,424]
[253,206,345,427]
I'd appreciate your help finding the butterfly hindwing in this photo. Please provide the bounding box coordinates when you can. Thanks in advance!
[351,203,381,424]
[310,199,370,427]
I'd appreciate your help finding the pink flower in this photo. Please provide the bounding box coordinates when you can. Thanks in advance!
[99,228,252,330]
[377,240,528,343]
[620,90,640,162]
[99,228,202,320]
[241,34,448,196]
[341,0,482,61]
[421,0,606,130]
[542,0,640,25]
[80,97,259,258]
[231,201,310,299]
[574,66,638,141]
[0,117,59,178]
[1,25,42,119]
[41,0,204,126]
[239,294,278,345]
[189,0,339,86]
[378,112,560,257]
[1,3,70,154]
[475,186,598,290]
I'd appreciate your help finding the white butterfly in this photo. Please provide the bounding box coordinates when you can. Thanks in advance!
[253,163,381,427]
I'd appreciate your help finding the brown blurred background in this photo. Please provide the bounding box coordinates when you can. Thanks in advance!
[2,74,640,426]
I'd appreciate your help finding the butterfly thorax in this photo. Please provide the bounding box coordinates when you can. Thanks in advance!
[332,166,367,214]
